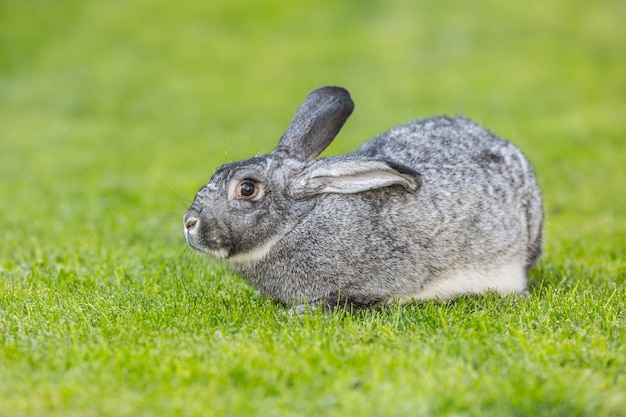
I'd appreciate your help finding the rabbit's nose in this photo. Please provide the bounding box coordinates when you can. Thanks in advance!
[185,217,199,233]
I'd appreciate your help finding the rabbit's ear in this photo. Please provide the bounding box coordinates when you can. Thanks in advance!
[272,86,354,161]
[288,157,421,199]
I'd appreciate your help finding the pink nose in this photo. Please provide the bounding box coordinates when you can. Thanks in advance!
[185,217,199,232]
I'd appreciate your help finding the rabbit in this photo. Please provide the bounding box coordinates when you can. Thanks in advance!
[183,86,543,310]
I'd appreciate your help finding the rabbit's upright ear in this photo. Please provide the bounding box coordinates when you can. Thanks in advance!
[288,157,422,199]
[272,86,354,161]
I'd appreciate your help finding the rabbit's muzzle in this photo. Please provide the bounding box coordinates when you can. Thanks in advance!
[183,210,231,259]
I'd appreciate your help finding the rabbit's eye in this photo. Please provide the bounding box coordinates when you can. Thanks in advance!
[237,180,259,199]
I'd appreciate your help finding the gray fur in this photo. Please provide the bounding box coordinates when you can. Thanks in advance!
[184,86,543,309]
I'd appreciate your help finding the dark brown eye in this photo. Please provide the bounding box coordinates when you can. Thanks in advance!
[237,180,258,199]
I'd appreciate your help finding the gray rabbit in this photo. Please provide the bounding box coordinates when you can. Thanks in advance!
[184,86,543,310]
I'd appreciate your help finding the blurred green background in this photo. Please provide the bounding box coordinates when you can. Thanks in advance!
[1,0,624,254]
[1,0,625,415]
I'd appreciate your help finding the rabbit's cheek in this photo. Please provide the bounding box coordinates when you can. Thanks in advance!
[229,200,256,211]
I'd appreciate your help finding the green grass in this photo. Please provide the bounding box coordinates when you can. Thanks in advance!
[1,0,625,416]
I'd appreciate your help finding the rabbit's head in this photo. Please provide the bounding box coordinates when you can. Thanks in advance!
[184,87,419,263]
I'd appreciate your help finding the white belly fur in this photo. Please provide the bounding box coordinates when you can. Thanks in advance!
[391,262,527,303]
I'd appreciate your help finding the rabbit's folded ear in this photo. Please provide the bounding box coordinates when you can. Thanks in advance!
[288,157,422,199]
[272,86,354,162]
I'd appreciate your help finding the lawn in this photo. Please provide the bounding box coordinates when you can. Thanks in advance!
[1,0,625,416]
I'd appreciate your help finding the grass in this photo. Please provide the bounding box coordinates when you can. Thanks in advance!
[1,0,625,415]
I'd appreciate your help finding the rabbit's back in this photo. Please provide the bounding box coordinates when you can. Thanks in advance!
[358,116,523,167]
[357,116,543,273]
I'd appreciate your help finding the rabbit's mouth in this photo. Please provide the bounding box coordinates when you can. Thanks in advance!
[184,232,230,259]
[190,244,229,260]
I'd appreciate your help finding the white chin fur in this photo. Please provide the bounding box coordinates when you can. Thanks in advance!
[190,245,228,259]
[225,234,286,265]
[390,262,527,303]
